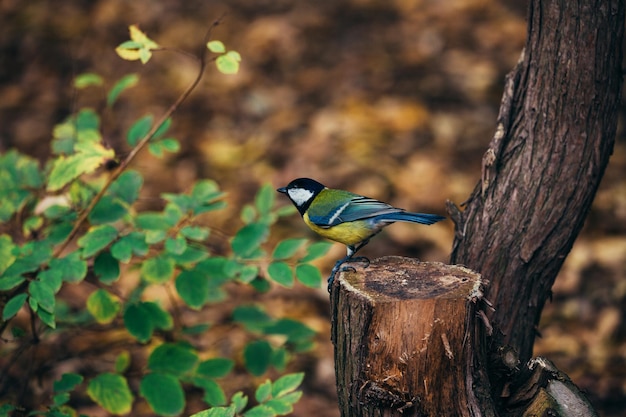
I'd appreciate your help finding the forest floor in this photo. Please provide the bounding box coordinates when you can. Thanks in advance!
[1,1,625,415]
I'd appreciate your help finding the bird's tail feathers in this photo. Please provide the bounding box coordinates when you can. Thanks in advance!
[376,212,445,225]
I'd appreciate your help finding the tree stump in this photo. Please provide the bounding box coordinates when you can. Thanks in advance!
[330,257,491,417]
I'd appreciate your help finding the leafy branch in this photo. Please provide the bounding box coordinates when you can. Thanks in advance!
[53,19,228,259]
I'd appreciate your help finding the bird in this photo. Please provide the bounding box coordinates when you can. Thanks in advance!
[277,178,445,290]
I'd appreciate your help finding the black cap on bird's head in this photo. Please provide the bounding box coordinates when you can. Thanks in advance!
[277,178,326,214]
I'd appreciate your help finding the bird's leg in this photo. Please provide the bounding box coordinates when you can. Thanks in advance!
[346,239,371,268]
[327,241,372,292]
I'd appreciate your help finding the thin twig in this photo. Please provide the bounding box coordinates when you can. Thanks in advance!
[52,17,224,258]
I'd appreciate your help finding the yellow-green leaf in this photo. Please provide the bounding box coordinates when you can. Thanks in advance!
[207,40,226,53]
[47,142,115,191]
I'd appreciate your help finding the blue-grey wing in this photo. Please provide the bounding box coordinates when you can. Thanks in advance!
[308,196,402,227]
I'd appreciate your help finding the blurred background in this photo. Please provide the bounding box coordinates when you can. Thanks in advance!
[1,0,625,415]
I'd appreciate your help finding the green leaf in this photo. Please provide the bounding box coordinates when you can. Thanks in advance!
[175,269,209,309]
[264,398,293,415]
[148,343,198,375]
[87,373,133,415]
[107,73,139,107]
[180,226,210,242]
[139,47,152,64]
[272,373,304,398]
[160,138,180,152]
[0,404,15,416]
[232,305,272,331]
[244,340,272,376]
[37,268,63,293]
[196,358,234,378]
[42,203,72,220]
[255,184,274,215]
[140,373,185,417]
[52,392,70,406]
[49,252,88,283]
[89,195,127,224]
[74,73,103,89]
[243,405,275,417]
[145,230,167,244]
[182,323,211,335]
[115,351,131,374]
[29,280,55,312]
[162,193,193,213]
[267,262,293,287]
[153,117,172,139]
[127,114,153,147]
[240,205,256,224]
[270,347,288,371]
[169,244,209,265]
[272,238,307,260]
[255,380,272,403]
[2,293,27,321]
[295,263,322,288]
[54,373,84,392]
[142,301,173,330]
[238,265,259,284]
[28,296,37,312]
[299,241,333,262]
[191,406,236,417]
[36,308,56,329]
[94,251,120,284]
[108,170,143,204]
[141,255,175,284]
[165,236,187,255]
[77,225,118,258]
[87,289,121,324]
[124,303,154,343]
[135,212,168,230]
[47,142,115,191]
[207,40,226,53]
[51,120,76,153]
[232,391,248,414]
[148,142,165,158]
[0,275,24,291]
[0,235,16,275]
[67,181,95,211]
[1,149,43,186]
[76,108,100,131]
[216,53,241,75]
[263,319,316,343]
[110,232,148,263]
[22,216,43,237]
[193,378,226,406]
[192,180,224,205]
[3,240,52,276]
[273,390,302,405]
[231,223,269,258]
[164,203,183,227]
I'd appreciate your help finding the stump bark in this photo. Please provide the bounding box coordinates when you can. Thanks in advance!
[330,257,492,417]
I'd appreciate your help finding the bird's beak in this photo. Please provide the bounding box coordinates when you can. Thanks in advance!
[277,187,287,193]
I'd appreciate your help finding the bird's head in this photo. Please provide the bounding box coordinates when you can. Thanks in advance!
[277,177,326,214]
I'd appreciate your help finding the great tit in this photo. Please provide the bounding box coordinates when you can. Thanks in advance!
[277,177,445,289]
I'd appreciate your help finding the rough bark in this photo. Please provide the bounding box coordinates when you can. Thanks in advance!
[448,0,624,366]
[330,257,492,417]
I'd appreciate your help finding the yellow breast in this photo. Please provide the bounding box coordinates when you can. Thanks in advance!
[303,212,375,246]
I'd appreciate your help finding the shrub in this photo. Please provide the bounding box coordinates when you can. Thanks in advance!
[0,23,330,417]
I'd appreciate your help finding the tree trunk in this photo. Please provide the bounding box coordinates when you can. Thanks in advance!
[449,0,624,368]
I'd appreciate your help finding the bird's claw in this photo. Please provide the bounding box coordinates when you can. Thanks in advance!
[350,256,370,268]
[327,256,371,292]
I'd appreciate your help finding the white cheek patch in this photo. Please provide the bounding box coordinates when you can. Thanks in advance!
[288,188,314,206]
